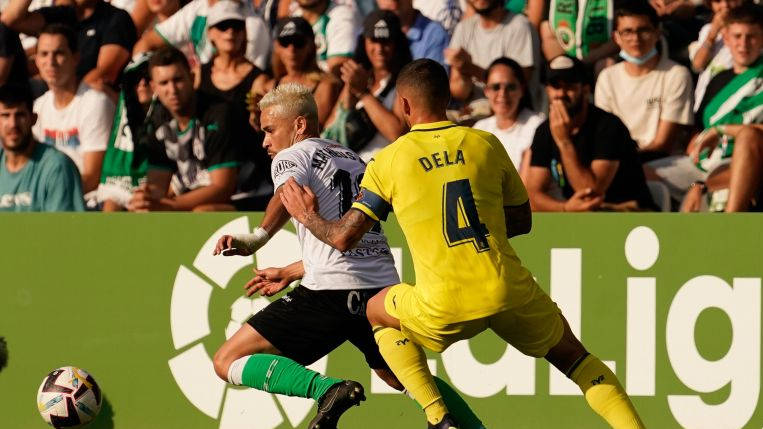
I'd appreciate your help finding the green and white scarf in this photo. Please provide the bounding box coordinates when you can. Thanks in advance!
[697,57,763,170]
[703,57,763,129]
[549,0,612,59]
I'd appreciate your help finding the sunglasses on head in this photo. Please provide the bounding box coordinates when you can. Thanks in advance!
[214,20,245,32]
[278,36,308,49]
[486,82,519,92]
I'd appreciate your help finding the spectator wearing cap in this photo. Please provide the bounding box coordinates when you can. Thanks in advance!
[252,17,341,127]
[322,10,411,161]
[526,55,657,212]
[377,0,451,66]
[134,0,271,71]
[200,0,272,211]
[594,2,694,161]
[0,84,85,212]
[200,0,264,113]
[32,24,115,208]
[473,57,545,184]
[445,0,538,104]
[129,47,241,211]
[1,0,137,95]
[288,0,362,77]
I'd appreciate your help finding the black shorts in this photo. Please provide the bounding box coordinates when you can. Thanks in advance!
[247,285,389,369]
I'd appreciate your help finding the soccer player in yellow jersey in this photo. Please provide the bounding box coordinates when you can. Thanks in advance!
[280,59,645,429]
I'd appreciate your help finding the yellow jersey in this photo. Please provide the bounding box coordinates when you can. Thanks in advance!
[352,121,537,323]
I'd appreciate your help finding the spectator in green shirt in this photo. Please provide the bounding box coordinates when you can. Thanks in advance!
[0,85,85,212]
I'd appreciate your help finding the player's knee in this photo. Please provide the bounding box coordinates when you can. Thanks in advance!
[212,348,232,382]
[366,294,384,326]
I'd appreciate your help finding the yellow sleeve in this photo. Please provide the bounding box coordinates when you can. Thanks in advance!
[351,157,393,221]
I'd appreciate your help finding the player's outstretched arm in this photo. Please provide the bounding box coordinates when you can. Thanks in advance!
[244,261,304,297]
[280,178,375,252]
[213,187,294,256]
[505,200,533,238]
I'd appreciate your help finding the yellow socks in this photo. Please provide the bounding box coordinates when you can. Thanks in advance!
[373,326,448,424]
[569,354,646,429]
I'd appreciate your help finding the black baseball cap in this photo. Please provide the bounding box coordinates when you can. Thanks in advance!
[274,17,314,43]
[542,55,589,85]
[362,10,402,41]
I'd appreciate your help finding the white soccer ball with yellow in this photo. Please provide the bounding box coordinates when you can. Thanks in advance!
[37,366,102,428]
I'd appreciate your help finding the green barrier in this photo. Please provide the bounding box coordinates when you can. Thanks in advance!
[1,214,761,429]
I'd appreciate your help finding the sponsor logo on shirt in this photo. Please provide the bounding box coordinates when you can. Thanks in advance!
[273,159,298,179]
[43,128,80,149]
[646,96,662,110]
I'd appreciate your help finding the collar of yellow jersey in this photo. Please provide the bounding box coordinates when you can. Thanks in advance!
[409,121,456,132]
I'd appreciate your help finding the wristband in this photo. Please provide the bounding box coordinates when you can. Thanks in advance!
[231,227,270,253]
[689,181,707,194]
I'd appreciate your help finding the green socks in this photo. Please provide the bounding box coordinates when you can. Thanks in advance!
[229,354,343,401]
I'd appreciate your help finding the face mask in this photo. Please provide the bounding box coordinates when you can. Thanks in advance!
[619,47,658,66]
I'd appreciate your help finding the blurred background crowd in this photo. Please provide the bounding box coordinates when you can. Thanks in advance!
[0,0,761,213]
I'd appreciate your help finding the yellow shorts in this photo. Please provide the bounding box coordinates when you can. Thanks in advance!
[384,281,564,356]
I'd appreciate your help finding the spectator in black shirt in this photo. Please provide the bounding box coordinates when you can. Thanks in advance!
[199,0,271,211]
[1,0,137,95]
[0,23,29,88]
[527,55,656,212]
[128,47,241,211]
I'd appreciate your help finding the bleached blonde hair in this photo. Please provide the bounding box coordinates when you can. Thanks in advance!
[258,83,319,125]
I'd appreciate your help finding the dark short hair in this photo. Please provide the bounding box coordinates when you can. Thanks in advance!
[396,59,450,114]
[148,46,191,78]
[726,3,763,29]
[39,23,78,53]
[0,84,33,112]
[485,57,534,112]
[614,0,660,30]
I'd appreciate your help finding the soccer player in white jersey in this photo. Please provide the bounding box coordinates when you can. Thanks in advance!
[211,83,484,429]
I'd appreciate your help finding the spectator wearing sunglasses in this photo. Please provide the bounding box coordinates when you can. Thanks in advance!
[199,0,273,211]
[473,57,545,184]
[134,0,271,71]
[252,17,341,128]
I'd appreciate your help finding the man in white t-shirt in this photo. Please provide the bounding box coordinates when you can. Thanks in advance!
[133,0,271,69]
[445,0,538,103]
[594,2,693,161]
[289,0,362,76]
[32,24,114,204]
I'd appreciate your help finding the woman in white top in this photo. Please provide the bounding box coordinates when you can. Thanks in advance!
[473,57,545,184]
[689,0,743,112]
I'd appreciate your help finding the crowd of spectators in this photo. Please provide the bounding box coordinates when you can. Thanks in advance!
[0,0,761,213]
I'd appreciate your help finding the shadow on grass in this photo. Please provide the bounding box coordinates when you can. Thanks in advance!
[87,394,114,429]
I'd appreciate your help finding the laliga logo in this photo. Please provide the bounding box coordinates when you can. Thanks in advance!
[167,216,327,428]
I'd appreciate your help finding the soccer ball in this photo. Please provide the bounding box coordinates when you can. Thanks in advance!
[37,366,102,428]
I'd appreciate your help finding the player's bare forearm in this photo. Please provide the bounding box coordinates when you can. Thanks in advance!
[302,209,373,252]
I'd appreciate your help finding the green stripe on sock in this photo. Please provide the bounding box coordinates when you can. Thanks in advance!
[240,354,343,401]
